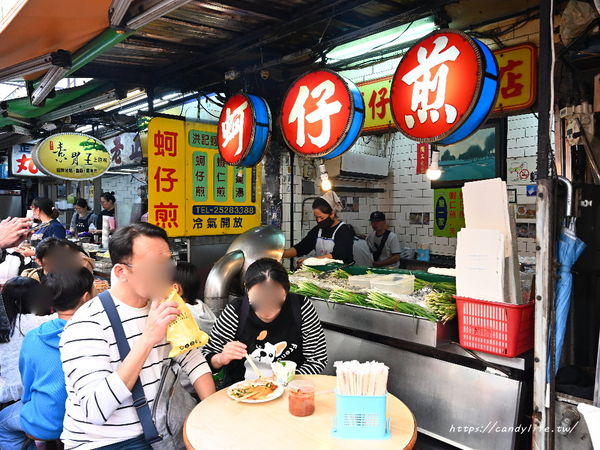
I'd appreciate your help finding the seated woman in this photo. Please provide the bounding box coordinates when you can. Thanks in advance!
[203,258,327,385]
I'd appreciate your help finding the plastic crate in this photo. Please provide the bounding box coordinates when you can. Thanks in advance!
[332,393,391,440]
[455,296,535,358]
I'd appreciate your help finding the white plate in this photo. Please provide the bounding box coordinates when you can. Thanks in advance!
[227,379,285,404]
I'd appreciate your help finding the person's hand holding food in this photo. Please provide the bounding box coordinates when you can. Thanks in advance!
[141,299,181,347]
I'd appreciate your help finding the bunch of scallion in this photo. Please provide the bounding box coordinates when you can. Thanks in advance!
[290,281,330,299]
[329,289,368,306]
[425,292,457,323]
[331,269,350,279]
[367,292,439,322]
[413,278,457,294]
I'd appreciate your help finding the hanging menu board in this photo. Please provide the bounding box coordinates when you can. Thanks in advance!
[148,118,262,237]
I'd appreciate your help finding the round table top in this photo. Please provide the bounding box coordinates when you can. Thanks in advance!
[184,374,417,450]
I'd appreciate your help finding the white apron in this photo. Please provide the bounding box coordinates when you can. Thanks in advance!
[315,221,345,256]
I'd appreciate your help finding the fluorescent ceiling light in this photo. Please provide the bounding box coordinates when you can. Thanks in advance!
[326,18,436,62]
[109,0,134,26]
[30,65,71,106]
[76,125,93,133]
[162,92,183,100]
[0,50,70,83]
[126,0,194,30]
[40,91,119,121]
[96,88,145,111]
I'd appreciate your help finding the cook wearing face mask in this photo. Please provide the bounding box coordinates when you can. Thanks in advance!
[282,192,355,266]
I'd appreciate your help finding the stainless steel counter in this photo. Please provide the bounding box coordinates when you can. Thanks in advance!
[311,297,532,450]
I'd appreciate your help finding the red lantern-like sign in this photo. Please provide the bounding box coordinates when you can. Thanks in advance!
[391,29,498,144]
[280,70,364,159]
[217,93,254,165]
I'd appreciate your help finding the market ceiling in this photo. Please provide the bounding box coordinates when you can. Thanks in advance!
[0,0,538,146]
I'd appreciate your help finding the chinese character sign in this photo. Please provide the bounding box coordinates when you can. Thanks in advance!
[149,118,262,237]
[32,133,111,180]
[434,188,465,237]
[105,132,143,168]
[148,119,186,236]
[11,144,44,177]
[217,93,271,167]
[492,44,537,113]
[391,29,499,145]
[280,69,364,159]
[357,77,394,133]
[186,122,262,236]
[416,143,430,174]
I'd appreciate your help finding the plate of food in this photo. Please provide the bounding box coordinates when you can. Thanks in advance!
[227,379,284,403]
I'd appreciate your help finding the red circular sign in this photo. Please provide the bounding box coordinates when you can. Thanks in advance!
[280,70,353,157]
[218,93,254,165]
[391,30,482,142]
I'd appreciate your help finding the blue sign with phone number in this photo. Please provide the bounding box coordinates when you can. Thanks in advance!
[192,205,256,215]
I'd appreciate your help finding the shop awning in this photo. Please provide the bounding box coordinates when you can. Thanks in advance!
[0,0,112,77]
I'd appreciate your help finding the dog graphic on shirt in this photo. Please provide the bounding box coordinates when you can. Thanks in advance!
[243,341,287,380]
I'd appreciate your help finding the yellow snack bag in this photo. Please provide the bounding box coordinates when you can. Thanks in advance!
[163,288,209,358]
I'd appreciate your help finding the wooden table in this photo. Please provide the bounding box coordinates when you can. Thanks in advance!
[184,375,416,450]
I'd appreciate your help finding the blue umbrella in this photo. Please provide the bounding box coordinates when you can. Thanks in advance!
[548,219,587,380]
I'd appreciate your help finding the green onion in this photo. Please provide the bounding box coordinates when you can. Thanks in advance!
[329,289,368,306]
[367,291,439,322]
[331,269,350,279]
[414,278,457,295]
[425,292,457,323]
[290,281,330,299]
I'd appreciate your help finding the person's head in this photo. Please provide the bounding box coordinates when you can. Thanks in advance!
[0,277,44,342]
[369,211,387,234]
[43,267,94,313]
[35,237,82,273]
[110,223,174,300]
[173,261,200,305]
[100,192,116,211]
[312,198,336,229]
[74,198,90,216]
[62,239,95,273]
[244,258,290,322]
[31,197,59,221]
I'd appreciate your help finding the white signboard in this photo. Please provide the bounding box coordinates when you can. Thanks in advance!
[104,132,143,168]
[11,143,45,177]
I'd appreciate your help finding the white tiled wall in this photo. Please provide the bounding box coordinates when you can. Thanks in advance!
[100,173,147,227]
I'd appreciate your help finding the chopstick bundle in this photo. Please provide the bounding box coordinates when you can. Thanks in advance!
[334,360,389,396]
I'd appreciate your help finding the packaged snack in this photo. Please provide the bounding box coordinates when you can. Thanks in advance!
[164,288,209,358]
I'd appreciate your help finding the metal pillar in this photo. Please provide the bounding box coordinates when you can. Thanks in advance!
[533,0,556,447]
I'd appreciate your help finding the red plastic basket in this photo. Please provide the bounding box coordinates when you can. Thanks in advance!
[455,296,535,358]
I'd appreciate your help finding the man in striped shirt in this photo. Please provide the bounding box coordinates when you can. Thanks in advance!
[59,223,215,449]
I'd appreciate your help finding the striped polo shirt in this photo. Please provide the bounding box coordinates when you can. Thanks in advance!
[59,292,210,449]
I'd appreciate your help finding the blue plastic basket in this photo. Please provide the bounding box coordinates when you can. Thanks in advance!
[332,393,391,440]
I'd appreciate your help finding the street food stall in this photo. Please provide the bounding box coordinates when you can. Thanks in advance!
[2,1,600,449]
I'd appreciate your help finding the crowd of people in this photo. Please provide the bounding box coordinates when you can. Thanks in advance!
[0,208,328,449]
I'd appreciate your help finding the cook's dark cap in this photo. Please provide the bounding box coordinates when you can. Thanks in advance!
[369,211,386,222]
